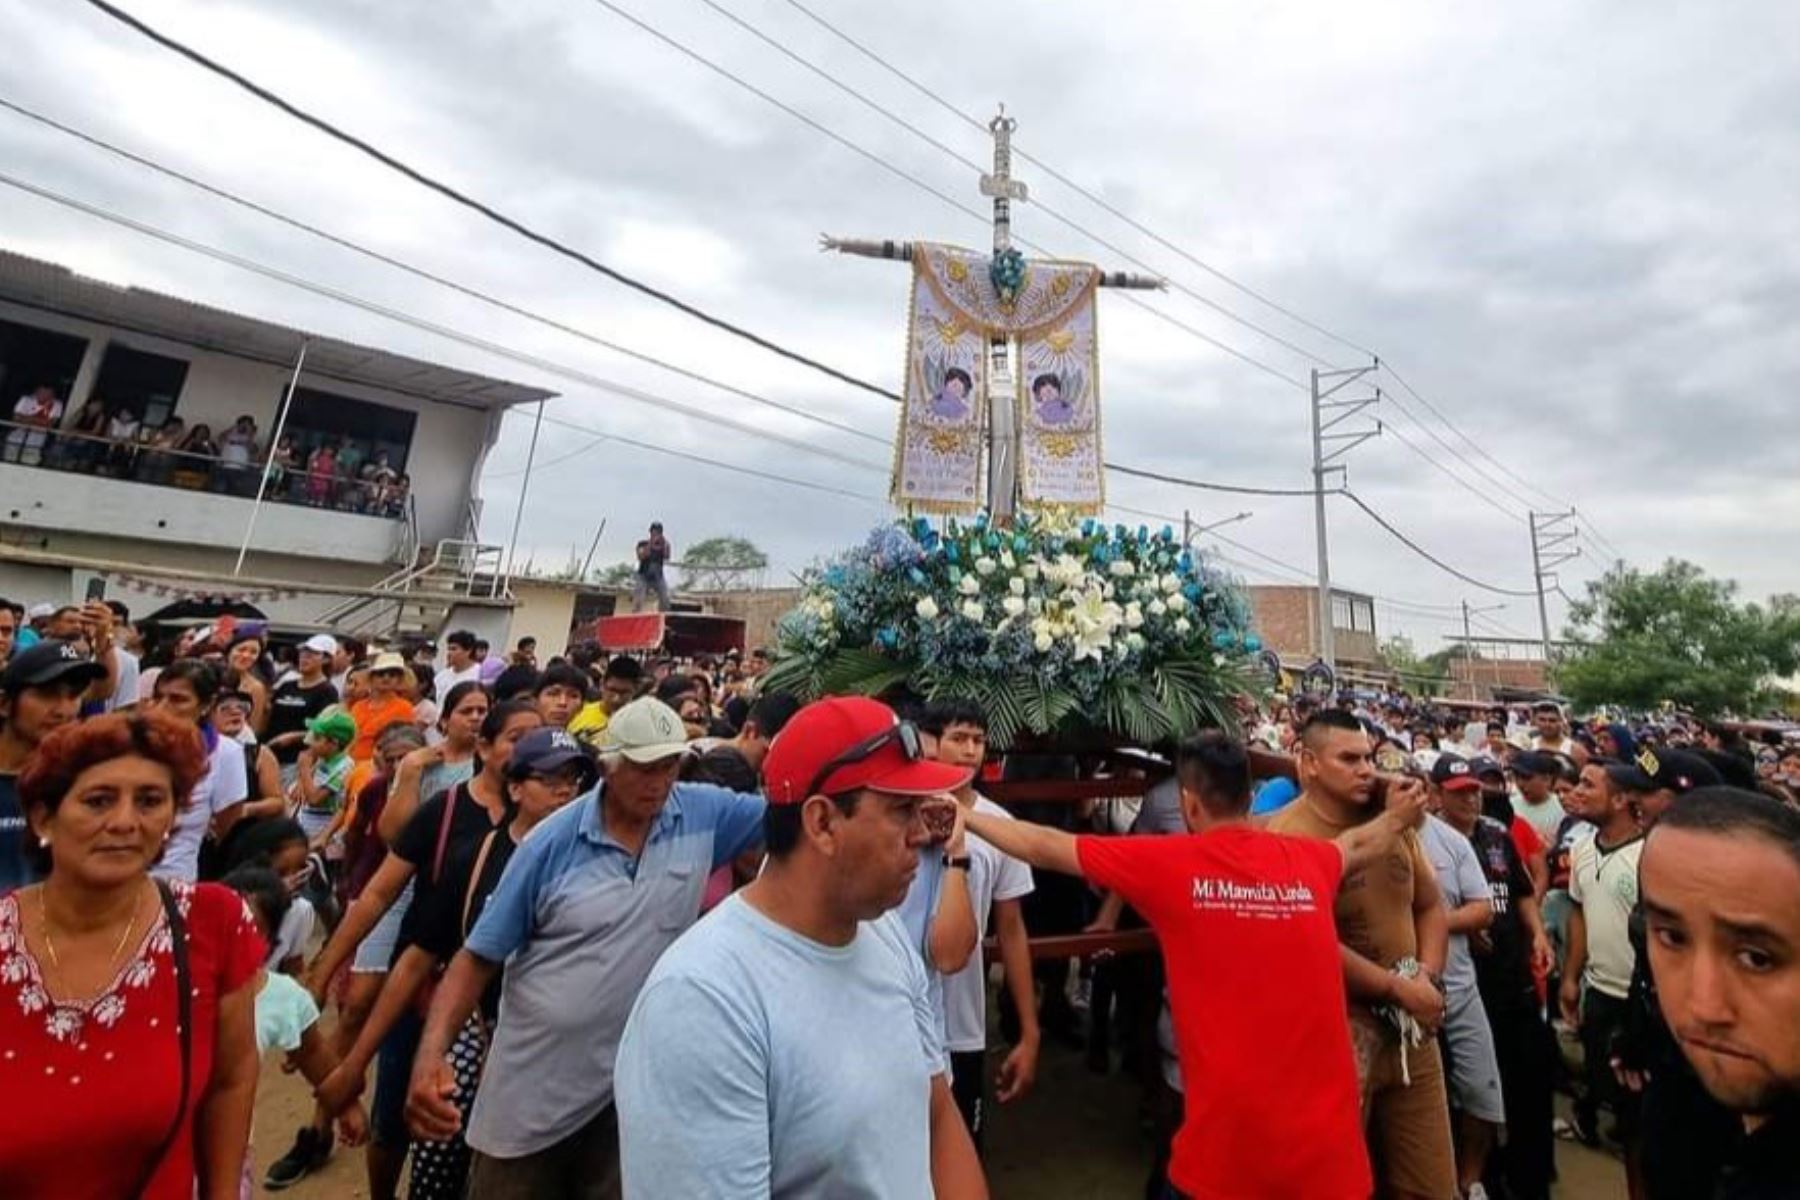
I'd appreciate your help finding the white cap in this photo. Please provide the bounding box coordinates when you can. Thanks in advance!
[301,634,339,655]
[599,698,691,764]
[26,603,54,620]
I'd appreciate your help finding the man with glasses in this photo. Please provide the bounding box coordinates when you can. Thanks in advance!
[614,695,985,1198]
[407,698,766,1200]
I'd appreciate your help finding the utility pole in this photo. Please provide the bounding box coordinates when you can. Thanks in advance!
[1529,511,1579,664]
[1460,599,1506,700]
[1310,364,1381,670]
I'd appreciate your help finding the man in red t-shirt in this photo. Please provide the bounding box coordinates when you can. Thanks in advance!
[964,730,1427,1200]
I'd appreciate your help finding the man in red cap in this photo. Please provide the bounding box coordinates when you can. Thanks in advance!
[964,729,1428,1200]
[613,696,986,1198]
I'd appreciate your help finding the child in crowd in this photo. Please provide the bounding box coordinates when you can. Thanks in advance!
[295,706,357,856]
[223,865,368,1196]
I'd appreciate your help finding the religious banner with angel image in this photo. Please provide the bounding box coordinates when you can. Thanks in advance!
[1018,286,1103,513]
[892,255,987,510]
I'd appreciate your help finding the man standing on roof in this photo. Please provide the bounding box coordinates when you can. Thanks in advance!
[632,522,672,614]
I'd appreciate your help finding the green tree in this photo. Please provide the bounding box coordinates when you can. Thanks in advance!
[1557,559,1800,716]
[679,536,769,591]
[591,561,638,588]
[1379,635,1449,695]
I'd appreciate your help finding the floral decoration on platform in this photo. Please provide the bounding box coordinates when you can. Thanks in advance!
[764,509,1265,747]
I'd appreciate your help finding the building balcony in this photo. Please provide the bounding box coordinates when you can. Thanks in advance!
[0,421,409,566]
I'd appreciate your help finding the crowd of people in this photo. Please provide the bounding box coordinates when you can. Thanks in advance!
[3,385,411,515]
[0,589,1793,1199]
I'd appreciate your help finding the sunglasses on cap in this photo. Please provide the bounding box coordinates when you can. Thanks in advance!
[807,720,924,799]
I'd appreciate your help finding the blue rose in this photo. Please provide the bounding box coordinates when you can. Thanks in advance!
[1081,518,1095,536]
[946,543,960,563]
[1243,634,1263,652]
[1213,630,1238,650]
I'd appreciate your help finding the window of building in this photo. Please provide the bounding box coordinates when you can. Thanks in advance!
[0,317,89,406]
[281,386,416,473]
[92,343,190,429]
[1351,598,1375,633]
[1331,593,1352,631]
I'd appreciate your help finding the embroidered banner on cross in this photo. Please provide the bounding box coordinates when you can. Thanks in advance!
[892,244,1104,513]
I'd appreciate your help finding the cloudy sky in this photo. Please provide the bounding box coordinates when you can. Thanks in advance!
[3,0,1797,651]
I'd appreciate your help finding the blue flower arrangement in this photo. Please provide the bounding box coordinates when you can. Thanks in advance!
[764,509,1263,747]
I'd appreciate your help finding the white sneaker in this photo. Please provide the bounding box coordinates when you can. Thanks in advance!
[1465,1184,1489,1200]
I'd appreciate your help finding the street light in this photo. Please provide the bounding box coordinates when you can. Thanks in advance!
[1182,509,1253,546]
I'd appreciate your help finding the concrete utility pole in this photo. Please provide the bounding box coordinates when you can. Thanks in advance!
[1309,364,1381,669]
[1528,511,1579,664]
[823,108,1163,522]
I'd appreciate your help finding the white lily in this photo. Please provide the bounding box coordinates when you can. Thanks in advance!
[1008,577,1027,597]
[959,574,981,596]
[975,557,997,576]
[916,596,939,620]
[961,599,985,622]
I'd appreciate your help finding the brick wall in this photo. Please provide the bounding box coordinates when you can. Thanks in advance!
[1448,657,1549,699]
[1247,585,1379,666]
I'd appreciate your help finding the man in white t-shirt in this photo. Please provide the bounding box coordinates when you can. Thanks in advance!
[919,700,1037,1150]
[614,696,984,1198]
[1531,702,1575,755]
[432,628,481,701]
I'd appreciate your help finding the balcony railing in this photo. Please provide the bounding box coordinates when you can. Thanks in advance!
[0,417,408,518]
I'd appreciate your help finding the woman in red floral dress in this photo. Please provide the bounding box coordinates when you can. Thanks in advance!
[0,710,265,1199]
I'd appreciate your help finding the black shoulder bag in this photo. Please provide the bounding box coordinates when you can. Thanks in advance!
[132,880,195,1196]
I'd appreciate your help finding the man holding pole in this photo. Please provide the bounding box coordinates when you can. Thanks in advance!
[962,729,1428,1199]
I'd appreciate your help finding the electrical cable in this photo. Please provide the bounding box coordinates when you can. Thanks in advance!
[588,0,1313,390]
[690,0,1346,370]
[0,171,893,481]
[74,0,901,403]
[1377,417,1528,524]
[1340,491,1537,597]
[0,95,887,448]
[771,0,1380,362]
[26,29,1317,502]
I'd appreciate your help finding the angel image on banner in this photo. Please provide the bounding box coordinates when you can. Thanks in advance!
[1019,291,1103,513]
[892,259,986,510]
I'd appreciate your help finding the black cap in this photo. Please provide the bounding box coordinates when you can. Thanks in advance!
[1467,755,1507,780]
[2,640,106,693]
[1606,748,1723,795]
[1429,754,1481,791]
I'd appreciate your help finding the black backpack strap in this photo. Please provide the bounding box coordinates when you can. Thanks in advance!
[135,880,194,1195]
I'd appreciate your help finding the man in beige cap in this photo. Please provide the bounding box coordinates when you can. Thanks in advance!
[408,697,766,1200]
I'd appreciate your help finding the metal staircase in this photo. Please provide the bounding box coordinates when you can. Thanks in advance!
[313,539,508,642]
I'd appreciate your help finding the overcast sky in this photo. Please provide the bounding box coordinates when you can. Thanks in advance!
[3,0,1797,651]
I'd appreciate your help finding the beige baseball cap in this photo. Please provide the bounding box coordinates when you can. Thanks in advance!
[599,697,690,763]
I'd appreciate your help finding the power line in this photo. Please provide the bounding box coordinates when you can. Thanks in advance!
[1104,462,1322,498]
[688,0,1346,371]
[588,0,1313,390]
[0,95,886,448]
[754,0,1620,548]
[1377,384,1541,517]
[1340,490,1537,597]
[1377,415,1528,524]
[771,0,1379,362]
[0,170,895,484]
[63,4,1320,503]
[74,0,900,403]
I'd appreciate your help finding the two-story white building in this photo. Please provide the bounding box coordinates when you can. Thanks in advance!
[0,248,553,643]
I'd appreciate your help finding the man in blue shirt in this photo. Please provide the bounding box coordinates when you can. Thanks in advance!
[406,697,765,1199]
[614,696,987,1198]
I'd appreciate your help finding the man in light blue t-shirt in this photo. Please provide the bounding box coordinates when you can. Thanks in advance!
[614,696,987,1199]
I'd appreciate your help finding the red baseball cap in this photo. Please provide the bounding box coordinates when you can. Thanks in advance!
[762,696,971,805]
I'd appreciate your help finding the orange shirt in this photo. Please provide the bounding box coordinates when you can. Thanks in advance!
[347,695,417,763]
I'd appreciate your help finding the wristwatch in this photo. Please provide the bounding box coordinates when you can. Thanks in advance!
[943,854,972,871]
